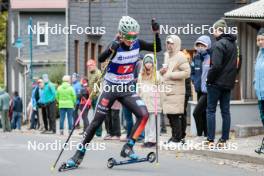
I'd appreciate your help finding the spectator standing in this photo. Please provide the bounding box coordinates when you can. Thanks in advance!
[11,91,23,130]
[191,35,211,137]
[160,35,190,145]
[254,28,264,153]
[29,81,39,129]
[138,54,162,148]
[206,19,237,146]
[87,59,102,137]
[56,75,76,135]
[41,74,57,134]
[37,79,47,131]
[79,78,90,135]
[254,28,264,126]
[72,73,82,129]
[182,50,193,143]
[0,88,11,132]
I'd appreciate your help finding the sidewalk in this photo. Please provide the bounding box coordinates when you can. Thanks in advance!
[158,130,264,165]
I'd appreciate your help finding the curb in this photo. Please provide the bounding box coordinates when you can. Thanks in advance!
[182,149,264,165]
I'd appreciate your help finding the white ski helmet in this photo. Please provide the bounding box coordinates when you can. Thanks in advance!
[118,16,140,35]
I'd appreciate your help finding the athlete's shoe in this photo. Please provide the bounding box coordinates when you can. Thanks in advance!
[67,145,86,166]
[120,140,138,160]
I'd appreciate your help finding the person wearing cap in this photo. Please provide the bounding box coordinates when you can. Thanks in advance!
[56,75,76,135]
[86,59,103,137]
[71,73,82,129]
[160,35,191,147]
[137,53,162,148]
[191,35,211,137]
[78,78,90,135]
[41,74,57,134]
[206,19,238,146]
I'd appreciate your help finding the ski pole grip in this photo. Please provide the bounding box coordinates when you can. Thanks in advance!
[151,18,159,31]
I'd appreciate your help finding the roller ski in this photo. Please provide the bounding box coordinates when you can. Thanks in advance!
[107,152,156,169]
[58,146,86,172]
[255,137,264,154]
[107,142,156,169]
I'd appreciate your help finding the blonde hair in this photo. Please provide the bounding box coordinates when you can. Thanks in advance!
[140,64,155,82]
[62,75,71,83]
[182,49,192,63]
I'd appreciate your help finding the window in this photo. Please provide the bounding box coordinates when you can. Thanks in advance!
[91,42,96,59]
[84,42,89,76]
[98,45,102,56]
[37,22,48,45]
[74,40,80,73]
[98,44,103,69]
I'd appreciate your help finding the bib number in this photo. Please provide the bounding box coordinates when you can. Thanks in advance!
[117,64,134,74]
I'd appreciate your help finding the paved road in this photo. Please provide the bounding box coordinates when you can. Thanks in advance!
[0,132,262,176]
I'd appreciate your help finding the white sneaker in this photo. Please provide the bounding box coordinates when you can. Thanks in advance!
[162,141,181,150]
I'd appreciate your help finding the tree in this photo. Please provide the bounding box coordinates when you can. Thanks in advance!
[0,10,7,87]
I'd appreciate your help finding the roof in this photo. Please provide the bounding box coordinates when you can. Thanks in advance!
[225,0,264,19]
[10,0,67,10]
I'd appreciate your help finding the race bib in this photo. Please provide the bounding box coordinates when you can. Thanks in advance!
[117,64,134,74]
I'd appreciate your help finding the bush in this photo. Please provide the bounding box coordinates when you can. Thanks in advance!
[0,54,5,87]
[46,64,66,86]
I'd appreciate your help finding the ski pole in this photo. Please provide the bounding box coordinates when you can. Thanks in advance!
[51,61,110,171]
[51,87,93,171]
[152,18,159,164]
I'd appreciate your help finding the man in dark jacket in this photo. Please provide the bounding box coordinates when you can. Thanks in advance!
[206,19,237,146]
[11,91,23,130]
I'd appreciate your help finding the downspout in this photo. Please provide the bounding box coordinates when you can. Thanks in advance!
[89,0,91,27]
[24,66,28,123]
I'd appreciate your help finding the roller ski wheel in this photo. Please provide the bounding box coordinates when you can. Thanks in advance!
[147,152,156,163]
[107,152,156,169]
[107,158,116,169]
[255,137,264,155]
[255,147,264,154]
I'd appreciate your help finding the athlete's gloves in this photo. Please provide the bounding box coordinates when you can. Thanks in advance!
[151,18,160,32]
[86,99,92,109]
[109,40,120,53]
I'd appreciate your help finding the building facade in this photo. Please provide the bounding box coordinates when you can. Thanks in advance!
[7,0,67,120]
